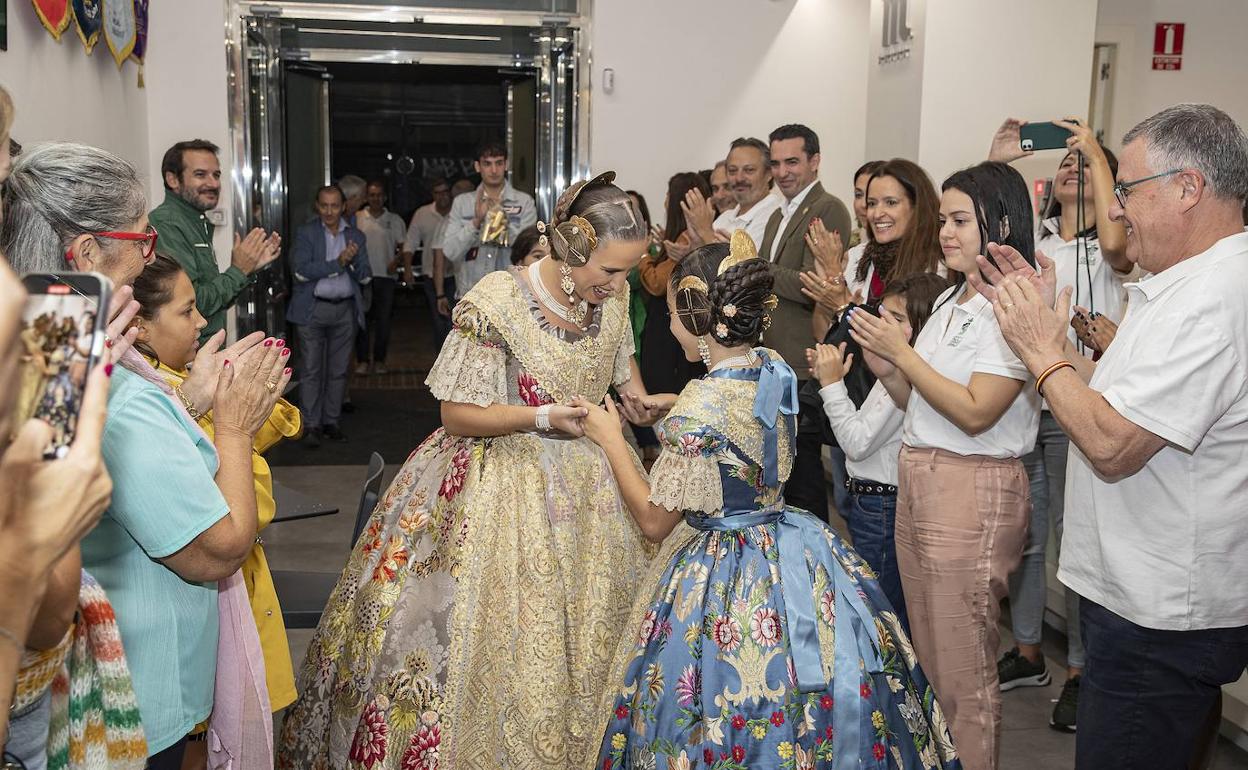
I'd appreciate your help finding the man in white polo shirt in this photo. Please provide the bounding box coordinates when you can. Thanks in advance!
[974,103,1248,770]
[685,137,780,250]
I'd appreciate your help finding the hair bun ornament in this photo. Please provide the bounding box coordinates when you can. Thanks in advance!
[718,230,760,275]
[553,170,618,224]
[567,215,598,252]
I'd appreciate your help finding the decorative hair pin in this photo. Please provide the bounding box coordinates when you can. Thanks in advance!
[536,220,548,247]
[717,230,759,275]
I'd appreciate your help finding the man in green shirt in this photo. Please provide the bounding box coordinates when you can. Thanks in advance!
[149,139,280,341]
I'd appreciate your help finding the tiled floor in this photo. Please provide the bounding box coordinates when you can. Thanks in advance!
[267,463,1248,769]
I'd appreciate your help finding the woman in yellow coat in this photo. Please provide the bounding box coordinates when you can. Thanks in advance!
[130,254,298,724]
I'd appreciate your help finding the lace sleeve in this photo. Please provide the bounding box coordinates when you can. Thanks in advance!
[612,321,636,387]
[648,448,723,514]
[425,301,509,407]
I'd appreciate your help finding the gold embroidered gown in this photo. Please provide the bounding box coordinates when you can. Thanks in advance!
[276,269,650,770]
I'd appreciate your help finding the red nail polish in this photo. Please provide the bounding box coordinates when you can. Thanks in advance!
[284,367,292,375]
[281,348,290,356]
[263,339,273,347]
[224,359,231,366]
[276,339,285,348]
[105,364,114,376]
[105,338,113,348]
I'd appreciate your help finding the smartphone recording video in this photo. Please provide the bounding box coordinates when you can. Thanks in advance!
[16,273,111,459]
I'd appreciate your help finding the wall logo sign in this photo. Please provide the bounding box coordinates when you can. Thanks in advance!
[1152,22,1184,71]
[879,0,914,65]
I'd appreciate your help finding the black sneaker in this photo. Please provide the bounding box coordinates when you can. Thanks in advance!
[1050,676,1080,732]
[341,400,356,414]
[322,424,348,442]
[998,647,1051,691]
[303,427,322,448]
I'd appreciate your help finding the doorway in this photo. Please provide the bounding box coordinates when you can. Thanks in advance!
[224,1,590,336]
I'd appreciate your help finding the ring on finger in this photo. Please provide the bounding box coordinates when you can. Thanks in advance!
[266,380,278,392]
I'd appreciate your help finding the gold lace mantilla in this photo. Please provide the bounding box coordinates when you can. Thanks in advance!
[428,271,633,406]
[667,375,794,481]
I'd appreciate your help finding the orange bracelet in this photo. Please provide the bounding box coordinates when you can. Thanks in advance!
[1035,360,1075,397]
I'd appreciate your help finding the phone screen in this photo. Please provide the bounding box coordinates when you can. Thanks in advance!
[17,274,110,459]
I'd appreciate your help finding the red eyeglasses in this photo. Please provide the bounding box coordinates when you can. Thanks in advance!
[66,224,159,265]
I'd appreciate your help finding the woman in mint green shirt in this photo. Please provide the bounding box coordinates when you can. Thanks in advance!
[85,320,291,766]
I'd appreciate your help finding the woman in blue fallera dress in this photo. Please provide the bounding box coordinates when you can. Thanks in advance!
[574,233,960,769]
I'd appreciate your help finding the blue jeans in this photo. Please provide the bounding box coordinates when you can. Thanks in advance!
[846,490,908,634]
[1076,600,1248,770]
[826,446,852,525]
[3,687,50,770]
[1010,411,1084,667]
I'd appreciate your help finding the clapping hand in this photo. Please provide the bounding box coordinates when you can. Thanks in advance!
[1071,306,1119,354]
[805,219,844,276]
[212,338,292,438]
[180,330,267,415]
[799,270,850,313]
[338,241,360,267]
[806,342,854,388]
[848,306,910,363]
[967,243,1057,309]
[681,188,717,245]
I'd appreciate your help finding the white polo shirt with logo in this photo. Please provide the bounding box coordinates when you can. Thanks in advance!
[1060,231,1248,631]
[902,284,1039,459]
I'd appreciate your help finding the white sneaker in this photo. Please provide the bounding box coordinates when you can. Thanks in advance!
[354,363,370,376]
[374,364,389,375]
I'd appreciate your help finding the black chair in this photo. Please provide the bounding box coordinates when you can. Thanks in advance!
[271,452,386,629]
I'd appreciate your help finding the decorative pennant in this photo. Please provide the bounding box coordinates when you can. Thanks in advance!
[128,0,148,87]
[101,0,134,68]
[31,0,72,40]
[71,0,101,53]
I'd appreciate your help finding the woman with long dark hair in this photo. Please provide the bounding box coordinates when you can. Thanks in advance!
[636,172,711,394]
[849,161,1041,770]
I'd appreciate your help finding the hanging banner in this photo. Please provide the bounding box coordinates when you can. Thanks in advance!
[129,0,148,87]
[31,0,72,40]
[72,0,101,53]
[101,0,134,67]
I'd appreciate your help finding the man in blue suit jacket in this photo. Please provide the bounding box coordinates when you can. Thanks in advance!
[287,184,371,446]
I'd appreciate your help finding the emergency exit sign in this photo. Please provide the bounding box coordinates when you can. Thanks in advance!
[1153,22,1184,71]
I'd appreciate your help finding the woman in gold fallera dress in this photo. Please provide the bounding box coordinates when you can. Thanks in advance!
[276,172,664,770]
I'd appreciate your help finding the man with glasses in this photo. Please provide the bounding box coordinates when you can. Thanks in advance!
[150,139,281,343]
[970,103,1248,770]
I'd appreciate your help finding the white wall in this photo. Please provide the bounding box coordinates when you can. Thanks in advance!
[917,0,1098,190]
[3,4,149,182]
[591,0,870,222]
[864,0,926,162]
[1096,0,1248,151]
[142,0,236,260]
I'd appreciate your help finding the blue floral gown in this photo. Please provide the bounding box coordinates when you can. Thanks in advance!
[596,350,960,770]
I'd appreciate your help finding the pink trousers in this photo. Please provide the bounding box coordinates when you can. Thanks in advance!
[896,446,1030,770]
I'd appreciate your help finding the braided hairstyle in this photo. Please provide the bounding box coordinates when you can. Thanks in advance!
[670,243,775,347]
[546,171,646,267]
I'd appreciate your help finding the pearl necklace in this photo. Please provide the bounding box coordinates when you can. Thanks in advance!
[528,261,589,329]
[709,350,758,372]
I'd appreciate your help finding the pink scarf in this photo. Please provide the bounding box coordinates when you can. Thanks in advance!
[118,350,273,768]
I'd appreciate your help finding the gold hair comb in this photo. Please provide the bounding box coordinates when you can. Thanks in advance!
[717,230,759,275]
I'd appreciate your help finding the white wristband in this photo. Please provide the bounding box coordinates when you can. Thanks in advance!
[535,404,553,432]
